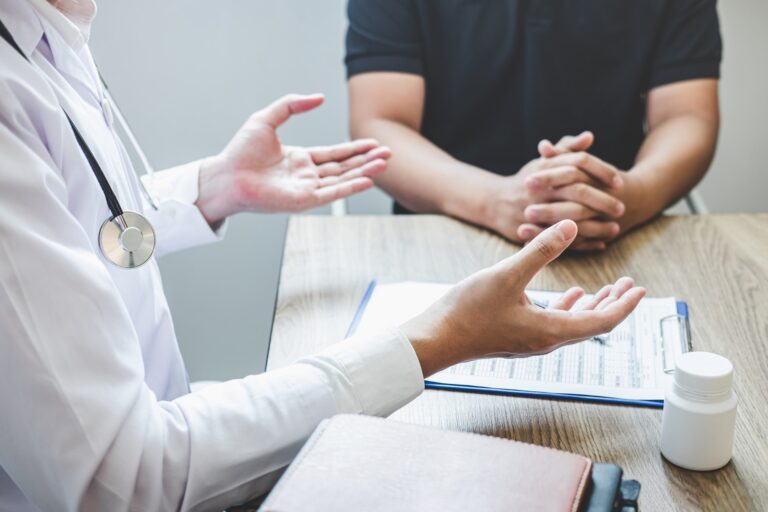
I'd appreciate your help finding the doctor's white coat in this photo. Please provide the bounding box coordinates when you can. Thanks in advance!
[0,1,423,510]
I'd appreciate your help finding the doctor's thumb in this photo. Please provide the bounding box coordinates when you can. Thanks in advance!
[255,93,325,129]
[504,220,578,286]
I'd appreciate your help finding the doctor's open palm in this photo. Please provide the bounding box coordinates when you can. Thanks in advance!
[195,94,391,224]
[402,220,646,377]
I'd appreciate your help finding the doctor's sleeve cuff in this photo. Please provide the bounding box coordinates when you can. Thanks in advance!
[299,327,425,417]
[142,160,228,257]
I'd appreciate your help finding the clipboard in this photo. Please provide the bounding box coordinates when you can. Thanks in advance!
[347,280,692,408]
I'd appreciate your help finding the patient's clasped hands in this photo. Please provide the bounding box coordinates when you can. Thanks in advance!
[485,131,649,251]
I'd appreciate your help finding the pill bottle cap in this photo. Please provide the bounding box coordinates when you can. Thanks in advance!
[674,352,733,399]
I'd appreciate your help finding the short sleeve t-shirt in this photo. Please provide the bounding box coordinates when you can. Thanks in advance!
[345,0,722,213]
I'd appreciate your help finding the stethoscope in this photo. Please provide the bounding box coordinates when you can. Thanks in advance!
[1,18,157,269]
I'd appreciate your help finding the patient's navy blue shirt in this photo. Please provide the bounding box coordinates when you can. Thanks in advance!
[345,0,722,213]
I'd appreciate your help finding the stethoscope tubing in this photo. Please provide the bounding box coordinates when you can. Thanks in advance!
[0,17,157,268]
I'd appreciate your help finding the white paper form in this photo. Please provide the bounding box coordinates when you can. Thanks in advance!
[351,282,687,402]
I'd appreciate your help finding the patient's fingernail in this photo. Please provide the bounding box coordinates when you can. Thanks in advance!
[613,176,623,188]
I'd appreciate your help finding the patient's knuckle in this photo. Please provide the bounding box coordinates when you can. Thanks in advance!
[573,183,589,201]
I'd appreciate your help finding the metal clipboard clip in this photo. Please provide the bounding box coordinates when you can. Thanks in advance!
[660,313,693,374]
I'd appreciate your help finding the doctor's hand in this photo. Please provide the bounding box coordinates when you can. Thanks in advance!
[195,94,390,224]
[401,220,645,377]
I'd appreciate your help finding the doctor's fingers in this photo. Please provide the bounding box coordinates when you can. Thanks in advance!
[521,218,620,242]
[312,176,375,205]
[539,152,623,189]
[541,285,645,344]
[253,93,325,129]
[553,183,625,218]
[596,277,636,310]
[548,287,586,311]
[517,220,619,250]
[316,145,391,177]
[318,158,388,187]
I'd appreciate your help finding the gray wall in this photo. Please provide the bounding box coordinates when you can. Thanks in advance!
[697,0,768,213]
[90,1,767,381]
[91,0,352,381]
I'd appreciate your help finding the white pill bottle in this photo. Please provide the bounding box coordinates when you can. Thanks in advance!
[660,352,738,471]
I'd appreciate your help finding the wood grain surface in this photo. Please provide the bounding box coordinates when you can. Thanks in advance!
[266,214,768,511]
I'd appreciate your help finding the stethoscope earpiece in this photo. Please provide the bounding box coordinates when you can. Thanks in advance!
[99,211,156,269]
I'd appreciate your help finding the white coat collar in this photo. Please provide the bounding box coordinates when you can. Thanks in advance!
[0,1,101,100]
[27,0,91,51]
[33,0,103,103]
[0,0,92,57]
[0,0,45,59]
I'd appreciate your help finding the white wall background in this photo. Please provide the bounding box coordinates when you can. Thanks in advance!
[89,1,767,381]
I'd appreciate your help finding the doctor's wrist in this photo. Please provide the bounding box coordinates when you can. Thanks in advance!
[401,302,475,378]
[196,155,240,226]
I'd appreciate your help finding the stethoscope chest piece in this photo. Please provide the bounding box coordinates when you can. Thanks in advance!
[99,211,156,268]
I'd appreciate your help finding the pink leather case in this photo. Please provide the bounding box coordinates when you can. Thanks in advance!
[261,414,593,512]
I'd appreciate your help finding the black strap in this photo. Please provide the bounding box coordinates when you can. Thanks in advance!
[0,17,124,219]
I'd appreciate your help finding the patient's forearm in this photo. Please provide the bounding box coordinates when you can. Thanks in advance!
[635,114,717,207]
[623,113,718,226]
[352,117,500,226]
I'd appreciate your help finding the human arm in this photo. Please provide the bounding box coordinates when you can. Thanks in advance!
[0,117,642,512]
[345,0,623,243]
[615,78,719,228]
[518,0,722,249]
[348,72,506,223]
[1,84,642,511]
[517,79,720,249]
[348,72,624,243]
[0,99,420,510]
[611,0,723,228]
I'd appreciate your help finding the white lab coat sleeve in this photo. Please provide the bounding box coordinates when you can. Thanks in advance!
[140,160,227,257]
[0,112,424,510]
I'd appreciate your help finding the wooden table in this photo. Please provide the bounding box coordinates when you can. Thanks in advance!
[266,214,768,511]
